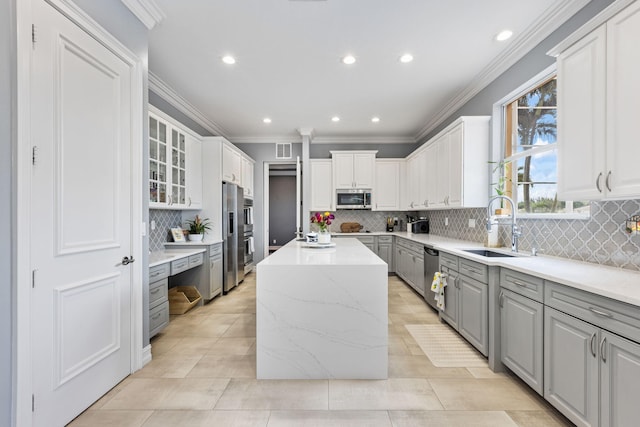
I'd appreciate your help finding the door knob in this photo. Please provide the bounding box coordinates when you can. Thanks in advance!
[121,256,135,265]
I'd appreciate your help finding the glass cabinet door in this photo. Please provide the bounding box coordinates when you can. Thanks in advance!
[170,129,187,206]
[149,116,168,204]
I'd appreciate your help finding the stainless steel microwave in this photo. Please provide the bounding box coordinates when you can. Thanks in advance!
[336,189,372,210]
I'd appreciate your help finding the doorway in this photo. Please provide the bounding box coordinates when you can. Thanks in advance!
[264,161,302,256]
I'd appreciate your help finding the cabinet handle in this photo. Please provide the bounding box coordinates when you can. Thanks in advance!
[600,336,607,363]
[167,195,172,205]
[589,306,613,318]
[596,172,603,193]
[499,291,504,308]
[150,287,161,294]
[590,333,597,358]
[150,271,161,278]
[151,312,162,320]
[605,171,612,192]
[188,197,192,207]
[513,280,527,288]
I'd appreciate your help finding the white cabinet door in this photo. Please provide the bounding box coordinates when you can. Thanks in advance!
[447,123,463,207]
[310,160,334,211]
[606,2,640,199]
[417,149,429,209]
[405,155,418,210]
[242,156,254,198]
[423,144,437,209]
[185,135,202,209]
[333,153,354,188]
[433,134,449,209]
[374,160,400,210]
[222,143,242,185]
[353,153,375,188]
[557,25,606,201]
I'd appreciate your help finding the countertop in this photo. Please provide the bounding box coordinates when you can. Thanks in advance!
[149,247,206,268]
[342,231,640,307]
[164,239,223,246]
[258,237,386,267]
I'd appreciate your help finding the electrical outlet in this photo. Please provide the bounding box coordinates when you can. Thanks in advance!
[445,217,449,226]
[150,220,156,230]
[272,239,276,244]
[469,218,476,228]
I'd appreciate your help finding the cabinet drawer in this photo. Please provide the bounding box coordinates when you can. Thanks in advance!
[501,268,544,303]
[357,236,375,244]
[396,238,422,254]
[149,263,170,282]
[189,253,204,268]
[149,278,168,309]
[209,243,222,256]
[439,252,458,271]
[545,281,640,344]
[149,300,169,338]
[378,235,393,243]
[171,256,190,275]
[459,258,488,283]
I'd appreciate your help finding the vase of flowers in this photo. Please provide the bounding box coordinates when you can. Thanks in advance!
[310,211,334,244]
[185,215,211,241]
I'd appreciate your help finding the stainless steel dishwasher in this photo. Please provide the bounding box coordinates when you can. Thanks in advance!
[423,245,439,310]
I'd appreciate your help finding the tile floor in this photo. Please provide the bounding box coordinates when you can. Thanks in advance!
[69,274,573,427]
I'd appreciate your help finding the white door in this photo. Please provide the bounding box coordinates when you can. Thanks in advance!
[31,2,133,425]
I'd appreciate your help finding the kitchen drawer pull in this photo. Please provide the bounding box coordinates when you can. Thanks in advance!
[590,333,597,358]
[465,267,479,274]
[151,271,161,278]
[151,312,162,320]
[596,172,603,193]
[589,307,613,318]
[513,280,527,288]
[600,336,607,363]
[499,291,504,308]
[150,287,161,294]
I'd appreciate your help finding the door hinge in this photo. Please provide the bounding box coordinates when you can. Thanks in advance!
[32,24,36,46]
[32,269,36,288]
[32,146,37,165]
[32,394,35,412]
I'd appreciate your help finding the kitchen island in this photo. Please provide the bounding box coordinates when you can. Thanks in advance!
[256,238,388,379]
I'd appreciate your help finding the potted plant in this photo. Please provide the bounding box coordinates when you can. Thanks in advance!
[489,160,512,215]
[310,211,334,244]
[185,215,211,241]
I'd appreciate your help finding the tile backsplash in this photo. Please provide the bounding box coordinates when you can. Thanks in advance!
[318,200,640,272]
[149,209,183,251]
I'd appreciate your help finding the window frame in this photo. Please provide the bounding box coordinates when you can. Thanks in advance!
[490,64,590,220]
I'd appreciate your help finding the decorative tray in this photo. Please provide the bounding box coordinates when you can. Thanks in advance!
[301,242,337,248]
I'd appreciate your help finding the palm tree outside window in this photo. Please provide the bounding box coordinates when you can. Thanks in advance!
[502,76,589,216]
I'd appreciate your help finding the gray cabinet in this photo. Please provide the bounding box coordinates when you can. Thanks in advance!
[148,263,170,338]
[499,269,544,395]
[356,235,375,252]
[164,242,222,301]
[439,252,488,356]
[376,235,394,273]
[209,243,223,299]
[544,281,640,427]
[395,238,424,296]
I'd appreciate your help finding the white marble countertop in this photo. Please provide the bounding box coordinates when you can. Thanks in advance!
[371,231,640,307]
[258,238,387,267]
[149,248,206,268]
[164,239,223,246]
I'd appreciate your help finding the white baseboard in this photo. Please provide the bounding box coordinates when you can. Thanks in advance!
[142,344,152,366]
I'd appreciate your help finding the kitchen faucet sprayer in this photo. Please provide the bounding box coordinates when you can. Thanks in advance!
[486,196,521,253]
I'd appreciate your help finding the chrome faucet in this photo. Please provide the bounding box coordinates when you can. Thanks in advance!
[486,196,521,252]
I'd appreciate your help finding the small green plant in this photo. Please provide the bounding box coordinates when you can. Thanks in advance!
[185,215,211,235]
[489,160,511,198]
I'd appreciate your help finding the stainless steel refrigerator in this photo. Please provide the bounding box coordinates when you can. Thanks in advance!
[222,182,245,293]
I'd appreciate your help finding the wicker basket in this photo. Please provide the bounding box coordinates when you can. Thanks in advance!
[168,286,202,315]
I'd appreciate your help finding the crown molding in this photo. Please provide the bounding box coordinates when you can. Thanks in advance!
[414,0,590,142]
[311,135,416,144]
[228,136,303,144]
[148,71,229,138]
[121,0,165,30]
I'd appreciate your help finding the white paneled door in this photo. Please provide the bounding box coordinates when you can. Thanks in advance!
[30,1,133,425]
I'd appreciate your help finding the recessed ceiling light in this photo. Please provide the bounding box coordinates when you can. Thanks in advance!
[495,30,513,41]
[222,55,236,65]
[399,54,413,63]
[371,117,380,123]
[263,118,272,124]
[331,116,340,122]
[342,55,356,65]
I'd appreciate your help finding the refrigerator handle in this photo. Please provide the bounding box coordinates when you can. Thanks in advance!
[229,212,234,235]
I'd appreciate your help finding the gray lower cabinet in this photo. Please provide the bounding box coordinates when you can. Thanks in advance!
[209,243,223,299]
[439,252,488,356]
[165,243,221,301]
[395,238,424,296]
[499,268,544,395]
[377,235,394,272]
[356,235,375,252]
[149,263,170,339]
[544,281,640,427]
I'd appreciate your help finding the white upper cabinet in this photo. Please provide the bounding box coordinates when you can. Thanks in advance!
[241,155,255,199]
[331,151,376,189]
[310,159,333,211]
[149,108,202,210]
[555,1,640,200]
[374,159,401,211]
[222,143,242,185]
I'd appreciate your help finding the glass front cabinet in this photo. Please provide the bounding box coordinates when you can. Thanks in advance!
[149,109,202,209]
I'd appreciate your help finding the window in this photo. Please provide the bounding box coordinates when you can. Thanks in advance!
[498,71,589,217]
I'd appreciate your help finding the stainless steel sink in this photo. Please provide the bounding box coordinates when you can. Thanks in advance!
[462,249,516,258]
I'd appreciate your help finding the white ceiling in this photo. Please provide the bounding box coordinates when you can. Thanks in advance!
[148,0,586,143]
